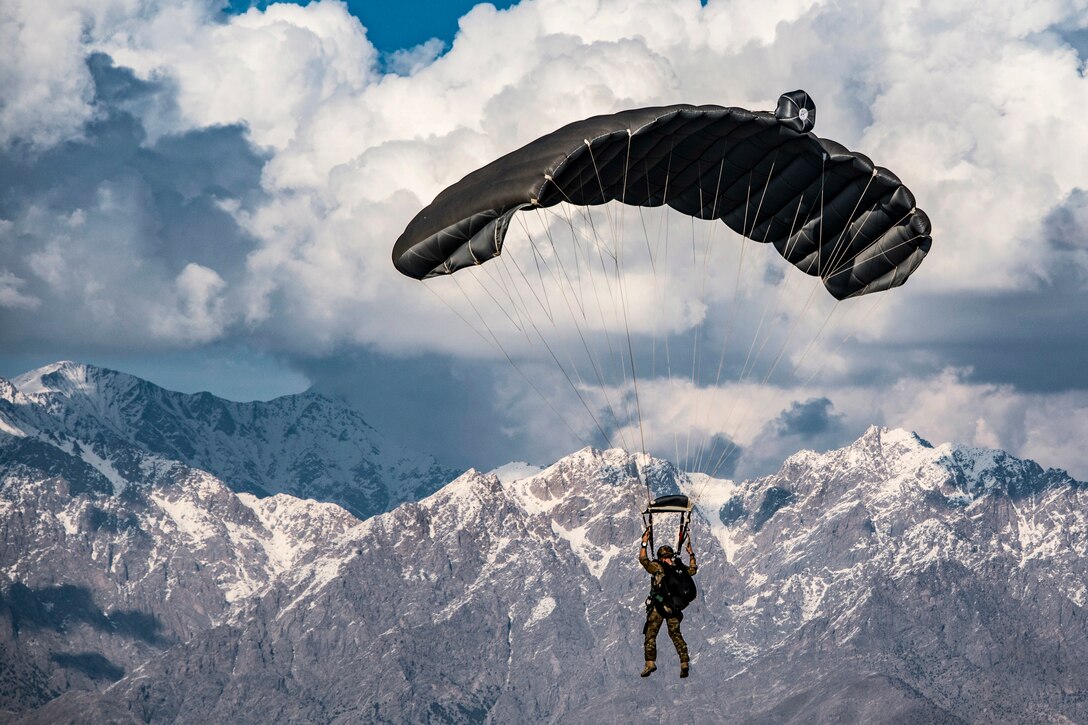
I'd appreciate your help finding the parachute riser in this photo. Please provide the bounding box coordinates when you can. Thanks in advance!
[643,493,693,557]
[641,509,655,560]
[676,511,690,552]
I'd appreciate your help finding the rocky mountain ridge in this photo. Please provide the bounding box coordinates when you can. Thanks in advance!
[1,364,1085,722]
[2,361,456,518]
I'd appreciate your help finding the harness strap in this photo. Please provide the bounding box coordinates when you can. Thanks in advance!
[676,511,689,551]
[641,510,655,558]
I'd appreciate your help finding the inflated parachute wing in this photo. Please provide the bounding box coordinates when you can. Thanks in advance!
[392,91,931,300]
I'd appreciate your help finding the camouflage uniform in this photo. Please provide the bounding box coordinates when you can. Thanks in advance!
[639,547,697,668]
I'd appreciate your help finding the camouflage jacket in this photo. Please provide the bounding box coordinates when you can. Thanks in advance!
[639,547,697,591]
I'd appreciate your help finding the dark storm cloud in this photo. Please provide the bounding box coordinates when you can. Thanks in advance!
[773,397,844,438]
[685,433,742,478]
[863,288,1088,394]
[300,350,551,471]
[1043,188,1088,275]
[301,343,751,475]
[0,53,268,352]
[733,397,854,480]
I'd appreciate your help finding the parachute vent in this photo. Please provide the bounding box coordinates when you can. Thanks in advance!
[776,90,816,133]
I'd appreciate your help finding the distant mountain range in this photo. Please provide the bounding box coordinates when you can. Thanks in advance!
[2,362,1086,723]
[2,361,456,518]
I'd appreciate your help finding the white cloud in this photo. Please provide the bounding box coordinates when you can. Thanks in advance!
[101,1,379,151]
[234,0,1085,355]
[0,0,219,147]
[151,263,229,343]
[13,176,248,349]
[489,362,1088,480]
[0,0,98,147]
[2,0,1087,470]
[0,269,40,310]
[7,0,1086,349]
[385,38,447,76]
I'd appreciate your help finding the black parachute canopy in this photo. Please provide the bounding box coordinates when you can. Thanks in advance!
[392,90,931,300]
[646,494,691,514]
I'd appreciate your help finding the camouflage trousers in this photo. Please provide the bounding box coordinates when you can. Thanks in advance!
[643,605,688,665]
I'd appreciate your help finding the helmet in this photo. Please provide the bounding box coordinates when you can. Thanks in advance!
[656,545,675,559]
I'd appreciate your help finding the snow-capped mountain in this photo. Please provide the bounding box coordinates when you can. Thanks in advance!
[3,384,1086,722]
[0,361,458,718]
[0,457,361,716]
[1,361,457,518]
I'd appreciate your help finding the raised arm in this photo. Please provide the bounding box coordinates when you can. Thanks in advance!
[639,526,656,573]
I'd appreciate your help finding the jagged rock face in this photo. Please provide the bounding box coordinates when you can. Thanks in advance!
[0,446,361,718]
[711,428,1088,722]
[16,448,738,724]
[0,362,451,719]
[2,367,1086,724]
[2,361,457,518]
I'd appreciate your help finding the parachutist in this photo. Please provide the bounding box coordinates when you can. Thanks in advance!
[392,91,934,612]
[639,526,698,678]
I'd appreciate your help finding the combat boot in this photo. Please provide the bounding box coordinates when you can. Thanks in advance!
[640,661,657,677]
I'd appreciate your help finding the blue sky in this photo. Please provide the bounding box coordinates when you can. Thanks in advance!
[1,0,1086,477]
[224,1,519,55]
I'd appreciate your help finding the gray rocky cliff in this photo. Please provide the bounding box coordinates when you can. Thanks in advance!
[0,362,454,718]
[2,370,1086,723]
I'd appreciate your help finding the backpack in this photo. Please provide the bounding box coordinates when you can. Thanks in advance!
[651,561,697,616]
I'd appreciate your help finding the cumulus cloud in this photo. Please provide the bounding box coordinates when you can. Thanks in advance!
[1042,188,1088,285]
[150,263,229,343]
[2,0,1087,474]
[385,38,447,76]
[0,0,98,147]
[491,364,1088,479]
[102,1,379,151]
[0,53,265,352]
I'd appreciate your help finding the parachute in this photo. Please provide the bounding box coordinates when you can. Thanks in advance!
[392,90,932,480]
[392,90,931,300]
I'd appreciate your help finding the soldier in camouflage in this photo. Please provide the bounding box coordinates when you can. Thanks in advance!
[639,527,697,678]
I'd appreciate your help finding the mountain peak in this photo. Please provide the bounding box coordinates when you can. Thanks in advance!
[775,425,932,477]
[730,426,1083,538]
[11,360,126,397]
[12,360,77,390]
[853,424,933,453]
[0,375,19,403]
